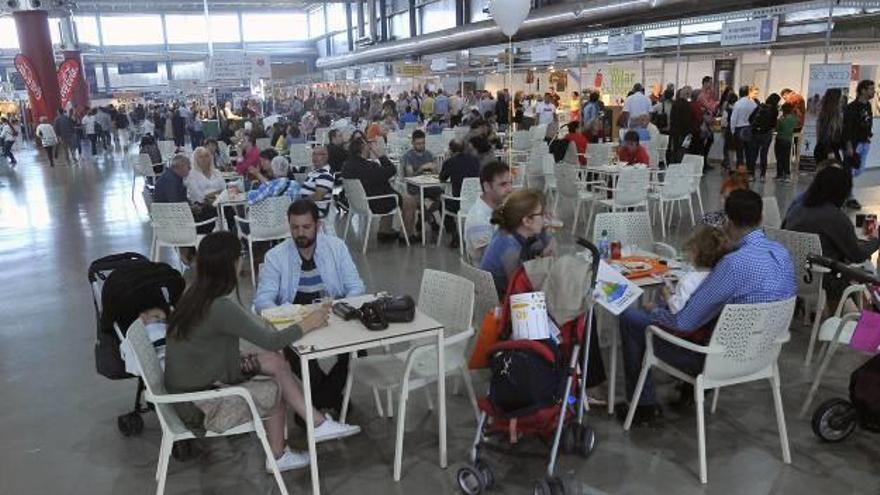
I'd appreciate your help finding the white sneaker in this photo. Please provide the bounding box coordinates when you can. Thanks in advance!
[266,447,310,473]
[313,416,361,442]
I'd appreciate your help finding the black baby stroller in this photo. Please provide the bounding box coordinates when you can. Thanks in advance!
[804,254,880,442]
[457,240,601,495]
[87,252,184,436]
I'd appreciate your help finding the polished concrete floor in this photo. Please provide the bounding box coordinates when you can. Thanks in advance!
[1,143,879,495]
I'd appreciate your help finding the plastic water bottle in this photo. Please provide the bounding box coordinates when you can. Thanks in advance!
[598,230,610,260]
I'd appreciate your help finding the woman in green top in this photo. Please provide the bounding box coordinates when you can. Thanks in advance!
[165,231,360,473]
[775,103,798,182]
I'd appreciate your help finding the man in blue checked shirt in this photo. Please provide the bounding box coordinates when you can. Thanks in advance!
[617,190,797,425]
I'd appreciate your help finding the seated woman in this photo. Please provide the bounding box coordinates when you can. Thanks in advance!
[783,165,880,301]
[165,232,361,473]
[186,146,226,207]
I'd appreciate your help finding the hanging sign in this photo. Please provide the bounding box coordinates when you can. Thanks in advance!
[531,42,557,63]
[56,58,82,109]
[607,32,644,56]
[430,58,448,72]
[721,17,777,46]
[393,62,425,77]
[209,52,272,81]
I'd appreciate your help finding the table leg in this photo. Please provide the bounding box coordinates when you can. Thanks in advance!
[420,186,426,246]
[437,329,447,468]
[300,354,321,495]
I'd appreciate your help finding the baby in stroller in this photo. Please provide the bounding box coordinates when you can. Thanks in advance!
[121,307,168,375]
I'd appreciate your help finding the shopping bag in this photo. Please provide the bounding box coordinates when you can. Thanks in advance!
[850,310,880,353]
[469,308,503,369]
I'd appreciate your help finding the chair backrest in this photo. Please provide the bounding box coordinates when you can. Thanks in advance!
[586,142,612,166]
[554,165,582,199]
[681,154,703,191]
[561,141,579,165]
[125,320,188,434]
[703,297,796,381]
[247,196,292,240]
[530,124,547,143]
[611,167,650,207]
[136,153,155,176]
[453,126,469,141]
[150,202,198,245]
[314,127,330,145]
[289,143,312,166]
[426,135,445,156]
[459,177,482,213]
[441,128,456,142]
[762,197,782,229]
[592,211,655,251]
[512,130,532,151]
[158,140,175,158]
[765,227,822,295]
[342,179,373,215]
[528,151,552,176]
[658,163,692,199]
[458,261,499,325]
[653,133,670,151]
[418,269,475,335]
[256,137,272,151]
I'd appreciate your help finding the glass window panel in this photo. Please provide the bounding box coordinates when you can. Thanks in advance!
[242,13,308,42]
[390,13,410,39]
[165,15,208,44]
[327,3,347,32]
[0,18,17,49]
[50,21,61,45]
[74,16,100,45]
[101,15,163,46]
[420,0,456,35]
[208,14,241,43]
[309,7,325,37]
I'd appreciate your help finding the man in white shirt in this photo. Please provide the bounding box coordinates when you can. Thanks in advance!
[35,116,58,167]
[729,85,757,166]
[621,83,653,130]
[464,161,513,264]
[534,93,557,126]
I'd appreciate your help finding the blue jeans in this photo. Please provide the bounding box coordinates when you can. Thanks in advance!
[618,308,706,406]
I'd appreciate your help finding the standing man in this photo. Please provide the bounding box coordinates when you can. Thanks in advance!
[729,85,757,168]
[449,91,463,125]
[434,89,449,123]
[842,79,875,210]
[620,83,653,139]
[35,117,58,167]
[54,109,77,165]
[534,93,557,127]
[254,199,365,415]
[464,161,513,264]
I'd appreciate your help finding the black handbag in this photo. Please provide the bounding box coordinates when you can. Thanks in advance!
[358,301,388,331]
[375,295,416,323]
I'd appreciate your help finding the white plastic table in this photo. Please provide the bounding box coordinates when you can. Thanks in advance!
[286,295,447,495]
[404,175,448,245]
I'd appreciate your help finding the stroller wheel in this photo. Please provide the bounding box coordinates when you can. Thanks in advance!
[117,411,144,437]
[457,465,485,495]
[576,424,598,458]
[474,460,495,490]
[812,398,857,443]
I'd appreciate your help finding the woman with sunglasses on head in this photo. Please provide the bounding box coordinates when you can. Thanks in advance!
[164,231,360,473]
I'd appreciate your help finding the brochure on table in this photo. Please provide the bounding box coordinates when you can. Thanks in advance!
[593,260,644,316]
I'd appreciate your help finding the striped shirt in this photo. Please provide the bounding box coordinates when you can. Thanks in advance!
[293,257,325,305]
[301,165,335,216]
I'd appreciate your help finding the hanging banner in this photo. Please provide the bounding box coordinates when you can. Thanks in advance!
[582,61,639,104]
[531,42,558,63]
[721,17,777,46]
[801,63,851,159]
[56,58,82,109]
[14,54,42,101]
[607,32,644,57]
[209,52,271,81]
[393,62,426,77]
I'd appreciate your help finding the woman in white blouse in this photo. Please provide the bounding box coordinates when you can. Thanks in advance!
[185,146,226,205]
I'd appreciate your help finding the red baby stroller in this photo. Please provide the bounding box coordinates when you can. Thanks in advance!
[457,240,601,495]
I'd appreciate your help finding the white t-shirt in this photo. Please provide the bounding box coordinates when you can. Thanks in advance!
[464,196,496,264]
[82,115,97,135]
[534,102,557,125]
[666,270,709,314]
[185,167,226,204]
[622,91,653,120]
[36,123,57,146]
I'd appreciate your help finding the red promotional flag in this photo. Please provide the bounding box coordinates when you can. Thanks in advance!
[56,58,82,109]
[14,53,43,101]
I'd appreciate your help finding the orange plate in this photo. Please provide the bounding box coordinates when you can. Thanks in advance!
[610,256,669,280]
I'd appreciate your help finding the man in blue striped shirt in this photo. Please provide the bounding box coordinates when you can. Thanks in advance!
[618,190,797,425]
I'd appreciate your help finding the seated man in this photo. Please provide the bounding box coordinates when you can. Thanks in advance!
[617,130,650,165]
[254,199,365,414]
[617,190,797,424]
[464,161,513,264]
[403,130,441,230]
[439,139,481,248]
[301,146,336,218]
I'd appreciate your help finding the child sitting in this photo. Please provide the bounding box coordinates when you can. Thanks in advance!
[617,129,650,165]
[665,226,730,314]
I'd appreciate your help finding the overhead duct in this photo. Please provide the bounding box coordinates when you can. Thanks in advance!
[316,0,802,70]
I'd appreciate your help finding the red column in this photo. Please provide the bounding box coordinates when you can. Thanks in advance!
[13,10,61,123]
[62,50,91,112]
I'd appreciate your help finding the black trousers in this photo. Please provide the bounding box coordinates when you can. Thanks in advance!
[284,347,351,412]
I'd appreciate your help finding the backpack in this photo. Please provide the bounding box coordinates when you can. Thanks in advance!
[488,340,565,417]
[850,354,880,431]
[750,104,776,134]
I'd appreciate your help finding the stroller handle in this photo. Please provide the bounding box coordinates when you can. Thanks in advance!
[575,238,601,286]
[806,254,880,286]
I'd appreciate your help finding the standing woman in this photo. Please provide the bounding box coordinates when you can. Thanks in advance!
[172,106,187,150]
[814,88,845,162]
[668,86,693,164]
[165,232,361,472]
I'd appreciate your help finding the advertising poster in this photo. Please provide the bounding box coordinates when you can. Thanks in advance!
[801,63,851,159]
[713,59,736,96]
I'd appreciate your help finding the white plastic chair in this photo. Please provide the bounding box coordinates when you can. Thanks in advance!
[132,153,159,203]
[511,130,532,152]
[458,260,500,327]
[799,283,867,417]
[525,150,552,189]
[313,127,330,145]
[762,197,782,229]
[158,140,175,160]
[530,123,548,144]
[124,320,289,495]
[425,134,446,157]
[681,154,705,216]
[649,163,695,239]
[649,134,670,167]
[554,165,598,235]
[342,179,410,254]
[765,228,827,365]
[586,142,613,167]
[234,196,292,288]
[149,202,215,267]
[623,297,796,484]
[592,166,651,220]
[340,269,477,481]
[437,177,481,255]
[289,143,312,168]
[255,137,272,151]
